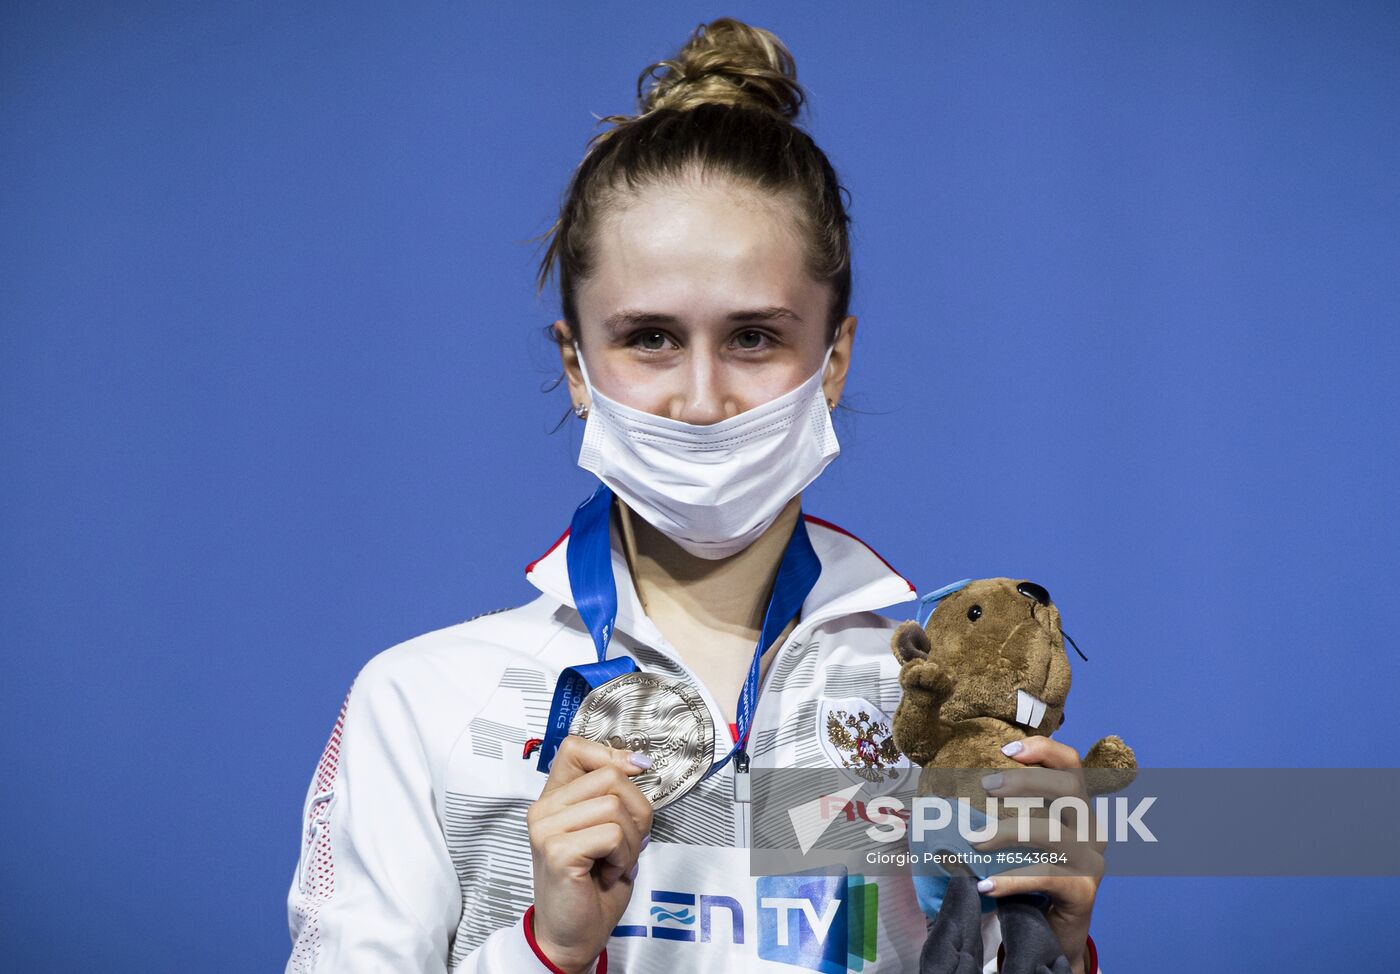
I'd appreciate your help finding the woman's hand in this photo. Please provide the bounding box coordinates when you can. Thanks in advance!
[527,735,655,974]
[972,736,1102,974]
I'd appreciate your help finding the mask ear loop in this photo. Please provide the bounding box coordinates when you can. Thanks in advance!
[819,341,838,411]
[571,341,595,413]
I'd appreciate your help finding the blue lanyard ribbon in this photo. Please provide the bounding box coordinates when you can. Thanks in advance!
[535,484,822,778]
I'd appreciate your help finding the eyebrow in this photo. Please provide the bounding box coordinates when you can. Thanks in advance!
[600,306,803,335]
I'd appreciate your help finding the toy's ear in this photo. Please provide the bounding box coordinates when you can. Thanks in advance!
[892,620,932,665]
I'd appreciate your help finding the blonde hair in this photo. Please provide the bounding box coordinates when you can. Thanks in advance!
[536,17,853,341]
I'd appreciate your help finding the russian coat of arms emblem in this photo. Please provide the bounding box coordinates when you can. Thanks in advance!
[820,697,907,784]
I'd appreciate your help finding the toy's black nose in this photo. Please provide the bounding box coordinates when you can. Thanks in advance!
[1017,581,1051,606]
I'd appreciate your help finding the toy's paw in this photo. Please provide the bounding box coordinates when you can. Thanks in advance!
[899,658,955,702]
[892,621,954,701]
[1083,735,1138,793]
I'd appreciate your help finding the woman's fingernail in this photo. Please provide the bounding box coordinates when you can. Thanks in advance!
[640,833,651,852]
[1001,740,1024,757]
[627,862,640,882]
[977,878,995,893]
[981,773,1004,790]
[628,751,653,770]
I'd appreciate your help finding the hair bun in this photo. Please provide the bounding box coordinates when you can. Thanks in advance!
[635,17,804,121]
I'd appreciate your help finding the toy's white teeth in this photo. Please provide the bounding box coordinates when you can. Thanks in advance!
[1016,689,1049,729]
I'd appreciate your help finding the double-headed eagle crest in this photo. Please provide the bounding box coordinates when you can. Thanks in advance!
[825,708,902,782]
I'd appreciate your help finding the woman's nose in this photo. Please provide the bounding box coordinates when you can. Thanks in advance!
[669,357,732,424]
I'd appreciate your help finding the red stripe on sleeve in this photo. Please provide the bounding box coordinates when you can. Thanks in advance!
[524,904,608,974]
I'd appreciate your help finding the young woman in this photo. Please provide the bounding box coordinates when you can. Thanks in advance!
[285,18,1103,974]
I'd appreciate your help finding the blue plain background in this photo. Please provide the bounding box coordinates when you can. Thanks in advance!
[3,2,1398,971]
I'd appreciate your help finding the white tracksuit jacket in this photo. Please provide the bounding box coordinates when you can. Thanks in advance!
[284,512,1027,973]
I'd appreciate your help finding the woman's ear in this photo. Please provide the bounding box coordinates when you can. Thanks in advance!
[554,319,590,411]
[822,315,857,408]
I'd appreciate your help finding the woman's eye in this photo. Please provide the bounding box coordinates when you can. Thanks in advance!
[634,330,670,351]
[734,329,768,350]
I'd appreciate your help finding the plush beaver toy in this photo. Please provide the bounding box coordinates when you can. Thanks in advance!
[890,577,1136,974]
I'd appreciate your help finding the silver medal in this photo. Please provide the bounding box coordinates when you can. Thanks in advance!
[569,671,715,808]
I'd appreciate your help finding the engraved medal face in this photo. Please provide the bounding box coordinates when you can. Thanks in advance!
[569,671,715,808]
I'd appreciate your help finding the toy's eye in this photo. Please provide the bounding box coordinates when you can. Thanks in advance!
[967,604,982,622]
[1017,581,1051,606]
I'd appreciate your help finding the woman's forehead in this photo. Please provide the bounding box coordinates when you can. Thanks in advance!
[596,179,802,261]
[579,181,824,327]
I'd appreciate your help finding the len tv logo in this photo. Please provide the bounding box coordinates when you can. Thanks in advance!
[613,874,878,973]
[758,874,878,973]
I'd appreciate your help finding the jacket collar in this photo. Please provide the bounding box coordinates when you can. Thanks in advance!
[524,509,916,647]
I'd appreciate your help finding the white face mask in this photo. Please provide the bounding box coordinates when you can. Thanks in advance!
[574,344,841,559]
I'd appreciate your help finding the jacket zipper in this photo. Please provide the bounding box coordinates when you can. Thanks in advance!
[733,747,751,847]
[729,624,809,850]
[726,608,873,847]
